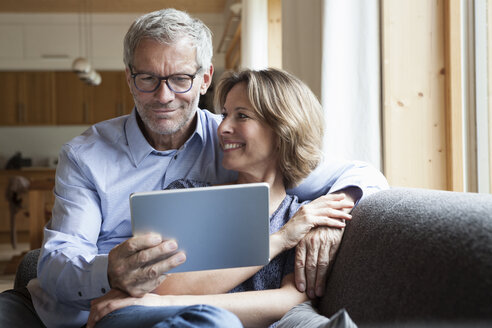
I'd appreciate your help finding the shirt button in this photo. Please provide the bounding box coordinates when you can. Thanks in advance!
[174,155,178,160]
[78,291,82,297]
[101,288,106,294]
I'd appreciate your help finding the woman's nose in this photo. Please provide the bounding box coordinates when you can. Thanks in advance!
[218,117,233,135]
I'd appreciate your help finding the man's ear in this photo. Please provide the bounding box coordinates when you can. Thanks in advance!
[200,64,214,95]
[125,66,132,90]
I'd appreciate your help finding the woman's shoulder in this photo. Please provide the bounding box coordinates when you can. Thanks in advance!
[271,194,310,223]
[165,179,210,190]
[284,194,310,218]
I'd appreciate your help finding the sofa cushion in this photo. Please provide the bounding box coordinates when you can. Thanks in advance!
[319,187,492,326]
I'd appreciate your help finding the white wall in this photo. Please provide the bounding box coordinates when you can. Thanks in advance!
[0,126,89,168]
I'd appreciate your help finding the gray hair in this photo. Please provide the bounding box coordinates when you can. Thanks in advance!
[123,8,213,70]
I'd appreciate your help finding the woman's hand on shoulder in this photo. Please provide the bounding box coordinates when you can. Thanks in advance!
[273,193,353,252]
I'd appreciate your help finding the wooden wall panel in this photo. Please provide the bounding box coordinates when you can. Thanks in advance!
[488,0,492,191]
[268,0,282,68]
[382,0,448,189]
[444,0,464,191]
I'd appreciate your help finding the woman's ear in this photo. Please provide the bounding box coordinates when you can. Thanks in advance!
[200,65,214,95]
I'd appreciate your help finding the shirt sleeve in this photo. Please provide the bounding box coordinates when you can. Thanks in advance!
[287,157,389,203]
[37,144,110,310]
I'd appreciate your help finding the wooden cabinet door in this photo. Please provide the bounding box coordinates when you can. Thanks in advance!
[18,72,55,125]
[0,71,54,125]
[2,71,132,125]
[54,72,91,124]
[91,71,126,123]
[0,72,21,125]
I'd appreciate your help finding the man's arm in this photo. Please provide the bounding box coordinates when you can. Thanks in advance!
[287,158,389,298]
[38,144,184,308]
[287,158,388,202]
[37,144,111,309]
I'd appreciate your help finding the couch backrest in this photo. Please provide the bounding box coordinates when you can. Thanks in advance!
[319,187,492,325]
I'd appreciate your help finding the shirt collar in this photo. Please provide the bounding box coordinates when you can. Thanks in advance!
[125,108,205,167]
[192,109,206,145]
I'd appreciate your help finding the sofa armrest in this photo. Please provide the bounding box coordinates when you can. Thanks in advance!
[14,248,40,289]
[319,188,492,325]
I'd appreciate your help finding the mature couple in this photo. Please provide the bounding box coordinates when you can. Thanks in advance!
[0,8,388,328]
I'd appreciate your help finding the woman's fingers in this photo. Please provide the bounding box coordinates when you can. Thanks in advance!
[301,196,354,211]
[322,208,352,221]
[315,216,346,228]
[87,289,147,328]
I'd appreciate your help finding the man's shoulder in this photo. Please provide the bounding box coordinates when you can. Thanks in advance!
[64,115,129,154]
[198,109,222,127]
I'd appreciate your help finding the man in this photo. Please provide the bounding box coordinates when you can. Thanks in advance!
[0,8,388,328]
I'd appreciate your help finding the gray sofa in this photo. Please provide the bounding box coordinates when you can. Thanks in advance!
[315,187,492,327]
[15,187,492,327]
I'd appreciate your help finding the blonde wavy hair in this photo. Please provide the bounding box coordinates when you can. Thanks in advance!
[215,68,324,189]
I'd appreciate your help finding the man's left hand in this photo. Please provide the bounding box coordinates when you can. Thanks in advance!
[294,226,344,299]
[294,190,357,299]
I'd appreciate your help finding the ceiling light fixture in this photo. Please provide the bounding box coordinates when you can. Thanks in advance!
[71,0,101,86]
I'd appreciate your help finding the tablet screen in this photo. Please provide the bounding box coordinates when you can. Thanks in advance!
[130,183,270,273]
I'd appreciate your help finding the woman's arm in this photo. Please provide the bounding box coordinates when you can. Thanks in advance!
[152,266,262,295]
[89,274,307,328]
[165,274,308,327]
[153,232,288,295]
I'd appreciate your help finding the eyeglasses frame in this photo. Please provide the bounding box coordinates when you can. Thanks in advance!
[128,64,202,94]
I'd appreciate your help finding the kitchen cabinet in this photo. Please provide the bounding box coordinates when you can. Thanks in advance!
[24,23,80,61]
[54,71,90,124]
[54,71,132,125]
[0,72,55,125]
[0,13,129,70]
[0,70,132,126]
[89,71,133,123]
[0,72,18,125]
[19,72,56,124]
[92,71,133,123]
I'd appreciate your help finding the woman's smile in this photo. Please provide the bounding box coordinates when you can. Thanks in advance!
[221,142,245,151]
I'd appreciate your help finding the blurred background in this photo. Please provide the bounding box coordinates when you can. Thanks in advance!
[0,0,491,288]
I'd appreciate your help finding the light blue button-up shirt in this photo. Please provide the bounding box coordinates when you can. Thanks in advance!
[28,109,388,328]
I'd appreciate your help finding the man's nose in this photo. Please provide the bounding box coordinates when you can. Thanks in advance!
[154,80,175,102]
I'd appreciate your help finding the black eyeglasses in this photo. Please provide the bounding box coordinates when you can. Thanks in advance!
[129,65,202,93]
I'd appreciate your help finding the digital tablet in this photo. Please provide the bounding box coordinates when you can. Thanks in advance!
[130,182,270,273]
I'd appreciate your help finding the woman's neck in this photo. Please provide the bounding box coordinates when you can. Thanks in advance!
[237,172,286,216]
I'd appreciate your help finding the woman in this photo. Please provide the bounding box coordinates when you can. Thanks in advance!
[88,68,354,328]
